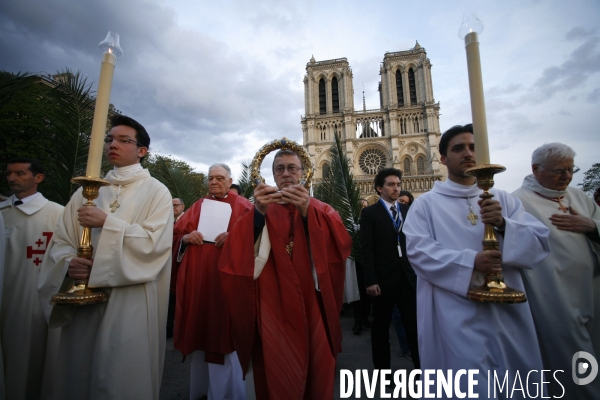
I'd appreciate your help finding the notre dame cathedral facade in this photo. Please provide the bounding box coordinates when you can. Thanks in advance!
[301,42,446,203]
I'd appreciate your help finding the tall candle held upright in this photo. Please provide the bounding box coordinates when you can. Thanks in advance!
[459,12,490,165]
[85,32,123,177]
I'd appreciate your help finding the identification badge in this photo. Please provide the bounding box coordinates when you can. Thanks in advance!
[397,244,402,257]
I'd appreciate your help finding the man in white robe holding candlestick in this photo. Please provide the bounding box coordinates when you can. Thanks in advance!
[38,115,173,400]
[513,143,600,398]
[404,124,551,398]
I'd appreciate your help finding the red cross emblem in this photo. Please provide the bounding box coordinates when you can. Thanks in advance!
[27,232,53,267]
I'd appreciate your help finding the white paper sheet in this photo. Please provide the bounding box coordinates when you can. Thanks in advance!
[198,199,232,242]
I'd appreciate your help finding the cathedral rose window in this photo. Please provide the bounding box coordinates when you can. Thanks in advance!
[359,148,386,175]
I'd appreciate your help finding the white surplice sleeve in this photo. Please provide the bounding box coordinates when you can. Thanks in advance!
[495,191,551,269]
[89,182,173,288]
[404,197,477,297]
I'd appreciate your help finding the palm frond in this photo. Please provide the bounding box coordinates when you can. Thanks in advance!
[237,160,255,201]
[314,133,362,261]
[47,69,96,204]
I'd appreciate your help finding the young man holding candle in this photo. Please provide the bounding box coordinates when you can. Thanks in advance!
[403,124,551,397]
[38,115,173,400]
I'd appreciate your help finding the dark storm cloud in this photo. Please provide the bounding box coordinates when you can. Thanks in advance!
[0,0,304,173]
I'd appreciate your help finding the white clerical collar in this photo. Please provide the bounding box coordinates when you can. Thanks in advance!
[111,164,143,180]
[522,174,567,197]
[12,192,40,205]
[433,179,481,198]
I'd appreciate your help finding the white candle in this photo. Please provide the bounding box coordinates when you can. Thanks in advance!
[86,51,116,177]
[464,31,490,165]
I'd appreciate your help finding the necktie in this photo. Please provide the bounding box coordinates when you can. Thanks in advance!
[14,200,23,206]
[391,204,400,226]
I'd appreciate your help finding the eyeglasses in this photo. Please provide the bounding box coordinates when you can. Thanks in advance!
[104,136,144,146]
[274,165,302,176]
[173,204,183,208]
[537,164,580,176]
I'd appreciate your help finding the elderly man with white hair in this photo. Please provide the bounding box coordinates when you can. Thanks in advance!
[513,143,600,398]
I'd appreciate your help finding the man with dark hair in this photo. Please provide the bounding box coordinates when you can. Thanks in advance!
[403,124,551,396]
[39,116,173,399]
[0,158,63,399]
[359,167,420,369]
[220,149,352,399]
[229,183,242,195]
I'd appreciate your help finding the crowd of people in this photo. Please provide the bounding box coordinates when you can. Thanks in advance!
[0,116,598,399]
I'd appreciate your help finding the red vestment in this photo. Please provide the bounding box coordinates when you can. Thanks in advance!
[220,199,352,399]
[172,193,253,362]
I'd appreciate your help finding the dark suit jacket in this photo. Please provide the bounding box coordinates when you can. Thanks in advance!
[359,200,417,296]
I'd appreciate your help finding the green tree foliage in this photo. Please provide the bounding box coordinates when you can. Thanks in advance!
[146,153,207,209]
[313,133,362,261]
[236,160,255,200]
[579,163,600,196]
[1,69,200,208]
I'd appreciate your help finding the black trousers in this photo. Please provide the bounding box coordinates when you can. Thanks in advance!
[370,273,420,369]
[352,261,371,324]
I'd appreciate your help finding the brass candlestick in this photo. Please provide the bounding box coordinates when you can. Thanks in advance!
[465,164,527,304]
[51,176,110,305]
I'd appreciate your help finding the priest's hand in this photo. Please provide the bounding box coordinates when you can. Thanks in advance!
[68,257,93,280]
[474,250,502,274]
[254,183,283,215]
[214,232,228,248]
[77,206,107,228]
[550,207,597,233]
[183,230,204,246]
[366,284,381,296]
[478,198,505,229]
[281,184,310,217]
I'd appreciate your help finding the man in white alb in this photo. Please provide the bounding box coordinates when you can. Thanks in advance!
[0,158,63,400]
[403,124,551,398]
[38,115,173,399]
[513,143,600,398]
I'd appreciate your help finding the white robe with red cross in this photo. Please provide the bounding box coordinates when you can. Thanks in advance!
[0,194,63,400]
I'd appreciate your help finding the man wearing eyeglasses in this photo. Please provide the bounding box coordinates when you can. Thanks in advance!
[172,198,185,224]
[172,163,252,400]
[39,115,173,400]
[220,149,352,399]
[513,143,600,398]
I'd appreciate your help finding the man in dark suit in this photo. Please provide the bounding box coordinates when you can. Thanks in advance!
[360,167,420,369]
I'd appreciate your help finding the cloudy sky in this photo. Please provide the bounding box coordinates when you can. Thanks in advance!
[1,0,598,191]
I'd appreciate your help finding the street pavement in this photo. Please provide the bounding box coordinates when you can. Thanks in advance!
[160,307,415,399]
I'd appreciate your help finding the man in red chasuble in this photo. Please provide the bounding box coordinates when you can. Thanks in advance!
[220,150,352,399]
[172,163,253,399]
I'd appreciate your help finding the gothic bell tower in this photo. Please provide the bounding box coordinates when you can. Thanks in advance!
[302,42,446,202]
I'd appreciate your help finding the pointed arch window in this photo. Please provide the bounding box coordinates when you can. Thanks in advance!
[322,162,331,178]
[395,70,404,106]
[417,156,425,174]
[331,77,339,113]
[319,78,326,115]
[408,68,417,104]
[403,157,411,174]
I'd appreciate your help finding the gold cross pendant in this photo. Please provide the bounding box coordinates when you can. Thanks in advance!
[109,200,120,213]
[557,200,568,213]
[286,241,294,257]
[467,211,478,225]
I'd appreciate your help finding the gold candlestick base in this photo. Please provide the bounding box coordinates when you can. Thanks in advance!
[465,164,527,304]
[51,176,111,306]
